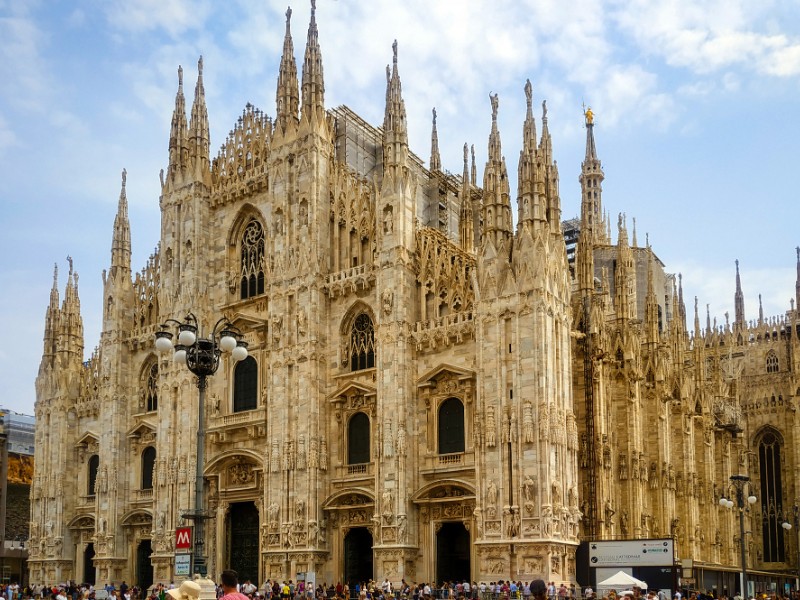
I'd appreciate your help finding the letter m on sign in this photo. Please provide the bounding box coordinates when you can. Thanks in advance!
[175,527,193,550]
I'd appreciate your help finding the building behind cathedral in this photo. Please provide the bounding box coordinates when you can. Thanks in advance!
[29,4,800,594]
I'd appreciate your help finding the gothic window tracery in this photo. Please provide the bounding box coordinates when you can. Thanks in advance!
[145,362,158,412]
[240,219,265,299]
[234,356,258,413]
[350,313,375,371]
[758,429,785,562]
[347,412,371,465]
[766,351,779,373]
[438,397,465,454]
[141,446,156,490]
[88,454,99,496]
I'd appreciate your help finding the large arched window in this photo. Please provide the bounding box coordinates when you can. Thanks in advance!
[347,412,371,465]
[141,446,156,490]
[240,219,265,299]
[87,455,99,496]
[766,351,779,373]
[438,397,465,454]
[350,313,375,371]
[759,429,785,562]
[145,362,158,412]
[234,356,258,413]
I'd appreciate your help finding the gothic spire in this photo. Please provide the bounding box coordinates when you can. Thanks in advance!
[517,79,541,229]
[470,144,477,186]
[41,263,61,366]
[694,296,701,338]
[579,106,605,245]
[430,108,441,172]
[644,245,659,342]
[276,6,300,132]
[189,56,210,183]
[614,214,635,320]
[383,40,408,171]
[734,259,745,328]
[167,65,189,187]
[301,0,325,123]
[110,168,131,278]
[61,256,84,359]
[482,93,512,250]
[459,142,474,252]
[539,100,552,165]
[759,293,764,325]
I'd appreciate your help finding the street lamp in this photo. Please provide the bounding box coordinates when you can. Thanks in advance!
[781,505,799,596]
[720,475,758,599]
[155,313,248,576]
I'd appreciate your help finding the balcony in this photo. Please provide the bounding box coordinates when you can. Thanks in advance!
[323,264,375,298]
[134,488,154,503]
[420,452,474,477]
[411,311,474,351]
[333,461,374,484]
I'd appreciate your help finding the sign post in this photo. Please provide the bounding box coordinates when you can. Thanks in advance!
[175,526,194,577]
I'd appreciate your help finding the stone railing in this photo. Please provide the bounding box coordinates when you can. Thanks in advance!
[324,264,375,298]
[411,311,474,351]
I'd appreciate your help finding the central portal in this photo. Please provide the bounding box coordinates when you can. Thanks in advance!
[344,527,373,586]
[436,522,470,583]
[228,501,260,584]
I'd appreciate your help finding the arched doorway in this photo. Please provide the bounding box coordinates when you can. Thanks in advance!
[228,501,259,584]
[136,540,153,592]
[436,522,470,583]
[344,527,373,586]
[83,543,96,585]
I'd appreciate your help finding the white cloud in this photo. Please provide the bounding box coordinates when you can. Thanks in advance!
[0,13,49,110]
[104,0,212,37]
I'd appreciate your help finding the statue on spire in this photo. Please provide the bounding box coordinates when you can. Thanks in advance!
[490,93,499,121]
[585,106,594,125]
[121,168,127,187]
[392,39,398,64]
[542,99,547,119]
[524,79,532,108]
[178,65,183,86]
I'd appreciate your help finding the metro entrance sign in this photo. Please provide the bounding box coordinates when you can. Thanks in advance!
[176,527,193,552]
[589,539,674,567]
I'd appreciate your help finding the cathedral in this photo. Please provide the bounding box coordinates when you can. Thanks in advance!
[29,3,800,594]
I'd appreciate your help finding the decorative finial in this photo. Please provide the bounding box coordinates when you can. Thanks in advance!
[735,258,739,270]
[121,168,127,188]
[178,65,183,87]
[432,107,437,125]
[489,93,499,121]
[198,55,203,75]
[53,263,58,286]
[463,142,469,163]
[524,79,532,108]
[392,39,398,64]
[585,106,594,125]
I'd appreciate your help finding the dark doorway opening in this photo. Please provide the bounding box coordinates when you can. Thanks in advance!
[436,522,470,583]
[228,501,260,585]
[344,527,373,587]
[136,540,153,592]
[83,543,96,585]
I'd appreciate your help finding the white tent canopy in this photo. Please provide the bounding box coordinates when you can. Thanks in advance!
[597,571,648,589]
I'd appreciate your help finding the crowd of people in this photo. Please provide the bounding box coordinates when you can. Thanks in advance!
[3,575,797,600]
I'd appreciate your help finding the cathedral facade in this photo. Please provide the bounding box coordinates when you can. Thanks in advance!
[29,3,800,594]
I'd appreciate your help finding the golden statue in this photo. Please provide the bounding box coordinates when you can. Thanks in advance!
[585,106,594,125]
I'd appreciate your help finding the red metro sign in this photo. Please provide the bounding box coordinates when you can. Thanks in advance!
[175,526,193,551]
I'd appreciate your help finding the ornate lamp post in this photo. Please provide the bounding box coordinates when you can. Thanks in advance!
[781,504,799,597]
[720,475,758,599]
[155,313,248,576]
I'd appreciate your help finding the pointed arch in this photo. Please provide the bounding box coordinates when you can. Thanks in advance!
[341,301,376,372]
[227,204,268,300]
[139,355,159,412]
[755,426,786,562]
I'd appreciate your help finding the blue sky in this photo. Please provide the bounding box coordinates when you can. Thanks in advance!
[1,0,799,415]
